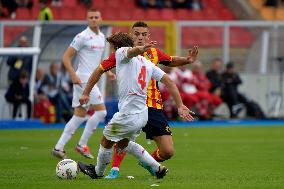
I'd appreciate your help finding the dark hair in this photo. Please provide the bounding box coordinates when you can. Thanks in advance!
[87,8,100,13]
[226,62,234,69]
[106,32,134,50]
[132,21,148,28]
[19,71,29,79]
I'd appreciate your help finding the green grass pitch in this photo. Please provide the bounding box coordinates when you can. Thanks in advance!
[0,126,284,189]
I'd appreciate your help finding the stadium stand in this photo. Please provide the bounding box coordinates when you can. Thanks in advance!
[2,0,254,48]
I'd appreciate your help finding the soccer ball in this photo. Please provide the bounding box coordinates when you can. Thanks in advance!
[56,159,78,179]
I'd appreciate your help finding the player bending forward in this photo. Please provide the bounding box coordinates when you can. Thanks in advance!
[77,32,194,179]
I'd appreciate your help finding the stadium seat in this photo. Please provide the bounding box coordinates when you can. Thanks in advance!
[160,9,175,20]
[74,6,87,20]
[60,8,75,20]
[249,0,264,10]
[63,0,77,7]
[276,8,284,20]
[176,9,190,20]
[144,9,160,20]
[131,9,146,20]
[261,7,276,20]
[92,0,105,9]
[16,8,32,20]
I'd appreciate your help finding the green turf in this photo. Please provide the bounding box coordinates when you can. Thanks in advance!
[0,126,284,189]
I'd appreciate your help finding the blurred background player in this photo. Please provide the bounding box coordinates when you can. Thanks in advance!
[77,32,194,179]
[5,71,31,119]
[52,8,114,159]
[99,21,198,179]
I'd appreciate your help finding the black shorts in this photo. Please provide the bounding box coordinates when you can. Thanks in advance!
[142,107,172,140]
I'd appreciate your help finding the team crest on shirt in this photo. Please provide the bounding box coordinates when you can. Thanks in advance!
[146,52,153,59]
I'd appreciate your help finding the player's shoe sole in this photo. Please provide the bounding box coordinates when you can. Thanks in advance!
[51,148,67,159]
[75,144,94,159]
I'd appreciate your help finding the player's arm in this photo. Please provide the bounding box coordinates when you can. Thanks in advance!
[62,47,82,86]
[163,46,199,67]
[127,41,157,58]
[79,65,104,105]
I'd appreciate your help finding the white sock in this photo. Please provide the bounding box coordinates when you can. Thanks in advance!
[55,115,86,151]
[78,110,107,146]
[95,144,112,176]
[126,141,160,172]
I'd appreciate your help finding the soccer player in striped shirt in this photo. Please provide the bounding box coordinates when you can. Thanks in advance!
[102,21,198,179]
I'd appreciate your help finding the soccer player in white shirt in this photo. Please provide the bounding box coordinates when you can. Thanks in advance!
[52,9,114,159]
[77,32,194,179]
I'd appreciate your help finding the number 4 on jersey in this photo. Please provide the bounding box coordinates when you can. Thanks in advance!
[138,66,146,90]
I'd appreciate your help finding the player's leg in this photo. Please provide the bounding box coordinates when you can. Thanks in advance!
[52,106,87,158]
[124,141,168,179]
[52,84,87,159]
[142,108,174,162]
[76,86,107,159]
[152,135,174,162]
[78,135,114,179]
[105,143,126,179]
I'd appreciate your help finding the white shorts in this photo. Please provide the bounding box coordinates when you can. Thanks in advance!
[72,83,104,109]
[103,108,148,142]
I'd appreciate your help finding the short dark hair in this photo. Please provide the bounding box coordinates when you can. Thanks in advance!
[107,32,134,50]
[132,21,148,28]
[87,8,100,13]
[226,62,234,69]
[19,71,29,79]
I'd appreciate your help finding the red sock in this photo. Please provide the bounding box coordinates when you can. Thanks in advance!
[151,148,165,162]
[112,144,127,168]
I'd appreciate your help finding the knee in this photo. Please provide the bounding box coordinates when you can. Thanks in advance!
[96,110,107,119]
[159,148,174,160]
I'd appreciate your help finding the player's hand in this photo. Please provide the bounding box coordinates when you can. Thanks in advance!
[71,74,82,87]
[187,45,198,63]
[107,71,116,80]
[79,94,90,105]
[178,104,195,121]
[142,41,157,52]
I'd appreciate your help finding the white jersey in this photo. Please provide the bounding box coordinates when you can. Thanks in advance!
[70,27,105,83]
[115,47,166,115]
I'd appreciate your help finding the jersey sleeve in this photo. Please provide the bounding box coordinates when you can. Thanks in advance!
[100,52,116,72]
[115,47,131,64]
[156,48,173,66]
[70,34,84,51]
[151,65,166,82]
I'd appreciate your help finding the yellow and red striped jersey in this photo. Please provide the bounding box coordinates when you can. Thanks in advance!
[101,48,172,109]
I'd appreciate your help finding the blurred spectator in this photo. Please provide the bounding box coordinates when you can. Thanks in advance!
[79,0,91,8]
[59,65,73,121]
[206,58,223,95]
[38,0,53,21]
[137,0,163,8]
[34,68,45,96]
[34,68,56,123]
[0,0,18,18]
[192,61,222,118]
[189,0,203,10]
[5,71,31,119]
[221,62,247,118]
[42,63,62,122]
[164,0,173,8]
[264,0,278,7]
[7,36,32,83]
[221,62,266,119]
[51,0,62,7]
[172,0,191,9]
[16,0,33,9]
